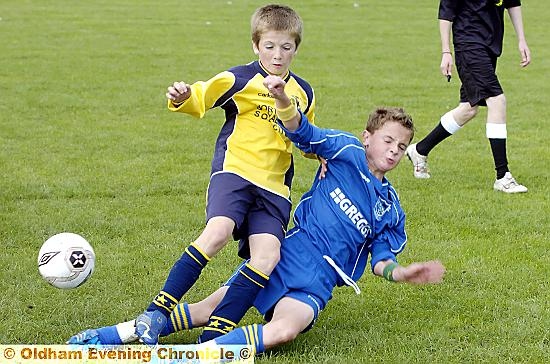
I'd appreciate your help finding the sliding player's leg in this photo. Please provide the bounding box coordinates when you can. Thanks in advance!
[213,296,315,355]
[67,287,228,345]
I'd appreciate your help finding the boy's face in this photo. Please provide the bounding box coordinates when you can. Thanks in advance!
[253,30,297,76]
[362,121,412,180]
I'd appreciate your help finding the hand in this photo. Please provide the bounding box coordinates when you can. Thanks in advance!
[318,157,328,179]
[518,41,531,67]
[394,260,445,284]
[263,75,287,99]
[440,53,453,79]
[166,81,192,104]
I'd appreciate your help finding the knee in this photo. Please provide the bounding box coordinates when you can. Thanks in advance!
[461,105,479,120]
[270,325,300,345]
[196,220,234,254]
[487,94,506,110]
[250,249,280,275]
[453,103,478,124]
[207,229,232,248]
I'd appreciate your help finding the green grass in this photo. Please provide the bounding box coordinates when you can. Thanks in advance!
[1,0,549,362]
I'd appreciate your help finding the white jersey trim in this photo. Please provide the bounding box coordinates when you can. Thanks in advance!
[323,255,361,295]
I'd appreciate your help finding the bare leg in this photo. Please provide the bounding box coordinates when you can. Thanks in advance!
[262,297,315,350]
[187,286,228,327]
[451,101,479,126]
[485,93,506,124]
[194,216,235,257]
[248,233,281,275]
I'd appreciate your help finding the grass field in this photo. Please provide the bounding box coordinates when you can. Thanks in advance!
[1,0,549,362]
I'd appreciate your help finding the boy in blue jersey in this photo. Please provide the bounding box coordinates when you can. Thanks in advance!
[130,4,317,345]
[406,0,530,193]
[68,77,445,353]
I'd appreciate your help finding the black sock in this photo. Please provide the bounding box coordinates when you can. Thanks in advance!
[489,138,509,179]
[416,122,452,156]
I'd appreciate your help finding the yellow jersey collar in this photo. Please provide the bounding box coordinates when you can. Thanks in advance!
[258,60,290,81]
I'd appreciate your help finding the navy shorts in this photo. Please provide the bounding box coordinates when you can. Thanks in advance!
[225,228,339,332]
[206,172,291,259]
[455,47,503,107]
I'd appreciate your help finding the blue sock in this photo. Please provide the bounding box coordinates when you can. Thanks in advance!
[215,324,265,354]
[161,302,194,336]
[96,325,123,345]
[198,263,268,342]
[147,243,210,317]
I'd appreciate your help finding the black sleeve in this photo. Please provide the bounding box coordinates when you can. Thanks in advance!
[505,0,521,9]
[438,0,458,21]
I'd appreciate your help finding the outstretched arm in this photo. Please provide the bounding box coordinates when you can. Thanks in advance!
[374,260,445,284]
[507,6,531,68]
[166,81,192,104]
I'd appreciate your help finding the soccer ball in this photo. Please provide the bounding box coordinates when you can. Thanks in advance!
[37,232,95,289]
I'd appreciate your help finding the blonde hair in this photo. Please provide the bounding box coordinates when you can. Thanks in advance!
[251,4,303,48]
[366,107,415,142]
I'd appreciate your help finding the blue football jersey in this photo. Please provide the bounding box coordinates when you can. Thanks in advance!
[280,114,407,284]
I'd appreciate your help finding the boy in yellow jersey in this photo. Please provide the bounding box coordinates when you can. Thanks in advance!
[135,4,316,345]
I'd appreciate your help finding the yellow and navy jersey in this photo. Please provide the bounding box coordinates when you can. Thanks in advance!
[168,60,315,199]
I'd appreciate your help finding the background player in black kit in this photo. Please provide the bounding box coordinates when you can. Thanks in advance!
[406,0,531,193]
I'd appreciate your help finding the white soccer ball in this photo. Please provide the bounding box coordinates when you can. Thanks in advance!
[37,232,95,289]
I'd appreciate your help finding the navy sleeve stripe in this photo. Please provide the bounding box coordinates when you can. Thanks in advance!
[214,63,258,108]
[290,71,314,115]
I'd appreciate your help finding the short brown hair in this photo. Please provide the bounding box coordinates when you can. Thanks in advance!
[366,107,415,142]
[251,4,303,48]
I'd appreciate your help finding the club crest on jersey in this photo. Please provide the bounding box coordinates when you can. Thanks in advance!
[329,187,372,238]
[374,198,391,221]
[290,95,301,111]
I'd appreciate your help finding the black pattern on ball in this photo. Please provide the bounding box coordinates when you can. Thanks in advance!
[69,250,87,268]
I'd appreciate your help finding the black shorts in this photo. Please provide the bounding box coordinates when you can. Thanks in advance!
[455,47,503,107]
[206,172,291,259]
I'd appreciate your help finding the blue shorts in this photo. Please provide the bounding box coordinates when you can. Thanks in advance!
[225,228,339,331]
[206,172,291,259]
[456,47,503,107]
